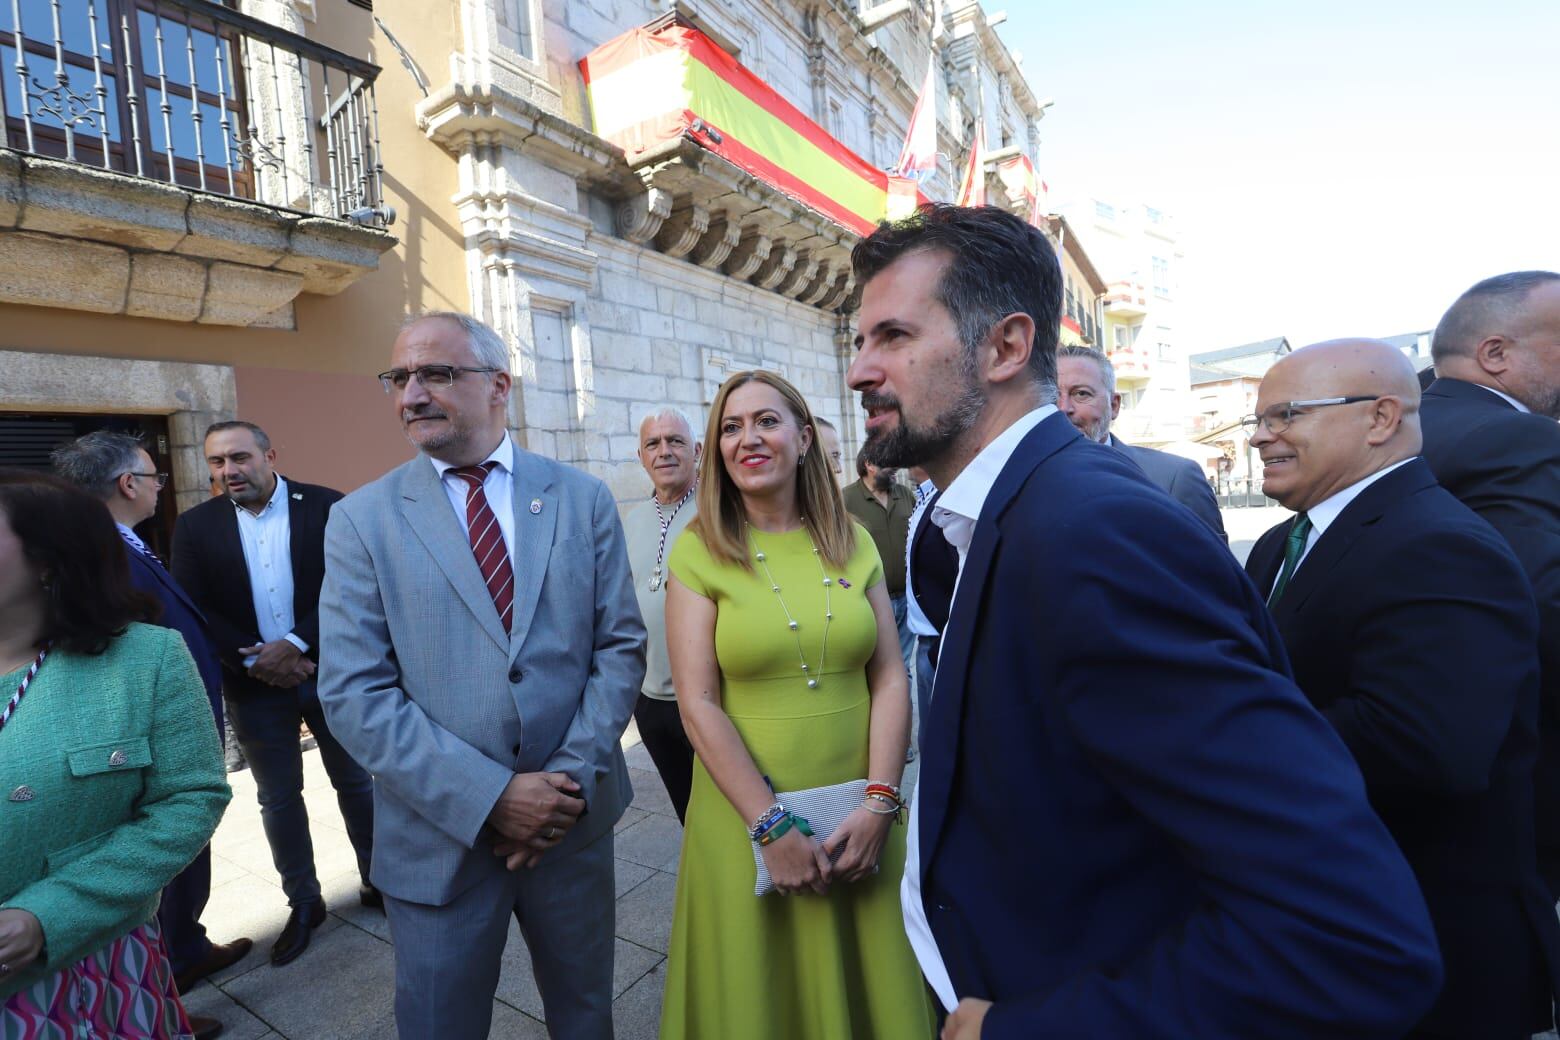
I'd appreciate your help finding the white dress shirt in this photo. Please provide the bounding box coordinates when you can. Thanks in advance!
[233,476,307,665]
[1472,382,1532,414]
[902,405,1056,1011]
[430,434,517,572]
[1275,458,1416,587]
[903,478,939,638]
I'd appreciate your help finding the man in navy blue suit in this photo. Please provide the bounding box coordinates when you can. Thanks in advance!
[1244,339,1559,1037]
[53,432,252,1034]
[846,204,1441,1039]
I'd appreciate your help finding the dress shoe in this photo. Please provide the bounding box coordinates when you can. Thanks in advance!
[269,900,327,967]
[359,883,383,911]
[188,1015,224,1040]
[174,937,253,993]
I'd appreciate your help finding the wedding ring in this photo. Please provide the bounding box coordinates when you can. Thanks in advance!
[0,963,9,975]
[547,826,559,839]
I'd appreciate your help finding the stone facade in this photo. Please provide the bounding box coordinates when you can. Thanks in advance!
[404,0,1051,506]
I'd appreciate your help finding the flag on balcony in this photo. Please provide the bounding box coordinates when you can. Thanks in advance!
[955,122,985,207]
[581,22,928,235]
[893,54,939,180]
[995,152,1046,226]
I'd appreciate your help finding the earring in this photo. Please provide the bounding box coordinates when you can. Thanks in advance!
[798,452,806,467]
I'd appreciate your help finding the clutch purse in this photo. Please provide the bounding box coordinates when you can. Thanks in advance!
[750,778,867,896]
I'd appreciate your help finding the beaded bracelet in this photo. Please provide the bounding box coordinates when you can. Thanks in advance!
[865,782,903,807]
[749,803,786,842]
[756,813,795,846]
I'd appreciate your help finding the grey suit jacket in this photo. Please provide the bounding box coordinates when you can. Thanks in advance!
[317,444,647,906]
[1110,434,1227,541]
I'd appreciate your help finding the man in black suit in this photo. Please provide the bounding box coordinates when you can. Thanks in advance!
[52,432,251,1037]
[849,205,1439,1040]
[173,421,374,968]
[1245,338,1560,1038]
[1421,271,1560,897]
[1056,344,1227,539]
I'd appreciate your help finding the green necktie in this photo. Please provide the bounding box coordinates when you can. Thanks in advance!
[1266,513,1313,607]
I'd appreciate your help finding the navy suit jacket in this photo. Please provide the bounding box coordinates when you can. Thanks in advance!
[1247,459,1560,1034]
[1419,377,1560,878]
[918,413,1441,1039]
[124,538,224,729]
[1109,433,1227,540]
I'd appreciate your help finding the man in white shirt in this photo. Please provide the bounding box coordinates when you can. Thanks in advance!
[846,203,1439,1039]
[172,421,375,969]
[1243,339,1560,1037]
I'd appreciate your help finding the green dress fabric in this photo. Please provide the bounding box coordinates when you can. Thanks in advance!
[659,524,935,1040]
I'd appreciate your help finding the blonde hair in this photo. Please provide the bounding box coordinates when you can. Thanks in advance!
[689,370,855,570]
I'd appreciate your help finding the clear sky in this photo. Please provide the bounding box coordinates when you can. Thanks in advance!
[998,0,1560,352]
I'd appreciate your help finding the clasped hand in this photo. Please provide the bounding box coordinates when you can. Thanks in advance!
[761,804,894,895]
[239,639,314,687]
[0,908,44,976]
[488,772,584,871]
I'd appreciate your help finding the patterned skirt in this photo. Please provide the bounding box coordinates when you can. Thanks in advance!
[0,917,194,1040]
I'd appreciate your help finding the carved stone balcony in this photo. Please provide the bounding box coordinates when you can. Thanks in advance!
[0,0,395,327]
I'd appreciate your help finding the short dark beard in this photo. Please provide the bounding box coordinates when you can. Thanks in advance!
[861,377,985,470]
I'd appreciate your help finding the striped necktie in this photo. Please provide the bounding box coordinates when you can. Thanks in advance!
[1266,513,1313,607]
[120,530,166,569]
[449,463,515,632]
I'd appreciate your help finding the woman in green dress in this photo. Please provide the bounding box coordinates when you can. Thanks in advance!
[660,371,934,1039]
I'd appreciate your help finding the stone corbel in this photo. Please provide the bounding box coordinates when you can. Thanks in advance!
[724,229,772,281]
[819,271,856,312]
[616,187,673,245]
[776,251,820,299]
[751,242,798,291]
[654,202,710,259]
[798,261,837,307]
[691,211,742,270]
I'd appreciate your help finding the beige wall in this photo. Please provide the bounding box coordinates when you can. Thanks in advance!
[233,366,413,493]
[0,1,474,496]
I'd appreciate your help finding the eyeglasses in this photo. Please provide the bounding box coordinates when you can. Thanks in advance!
[377,365,499,394]
[1238,396,1381,435]
[126,471,169,489]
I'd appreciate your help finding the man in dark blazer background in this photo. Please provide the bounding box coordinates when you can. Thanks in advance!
[847,204,1440,1040]
[1245,339,1559,1038]
[173,421,374,969]
[52,431,251,1036]
[1056,344,1227,540]
[1420,271,1560,896]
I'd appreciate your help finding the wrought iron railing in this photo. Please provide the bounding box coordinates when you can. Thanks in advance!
[2,0,391,226]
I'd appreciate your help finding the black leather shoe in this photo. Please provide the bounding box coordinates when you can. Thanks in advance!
[189,1014,225,1040]
[359,883,383,911]
[270,900,327,967]
[174,937,253,993]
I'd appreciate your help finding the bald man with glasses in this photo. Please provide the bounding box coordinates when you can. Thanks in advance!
[1244,339,1560,1038]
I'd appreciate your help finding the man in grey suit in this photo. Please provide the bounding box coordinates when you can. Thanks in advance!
[317,312,646,1039]
[1058,345,1228,540]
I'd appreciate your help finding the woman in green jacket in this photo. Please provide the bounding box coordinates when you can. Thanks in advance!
[0,469,231,1038]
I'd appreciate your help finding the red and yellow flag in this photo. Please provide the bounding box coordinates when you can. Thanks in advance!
[582,24,926,236]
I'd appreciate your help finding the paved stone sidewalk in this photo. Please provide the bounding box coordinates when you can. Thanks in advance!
[182,723,681,1039]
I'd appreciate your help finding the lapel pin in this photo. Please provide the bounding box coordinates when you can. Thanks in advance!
[529,498,543,515]
[9,785,34,802]
[291,493,303,501]
[837,578,851,589]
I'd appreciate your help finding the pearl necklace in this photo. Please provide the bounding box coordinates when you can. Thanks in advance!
[750,522,833,691]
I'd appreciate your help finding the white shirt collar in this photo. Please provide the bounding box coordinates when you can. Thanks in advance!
[232,475,287,516]
[430,433,514,481]
[1303,458,1416,539]
[931,406,1057,555]
[1472,382,1531,414]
